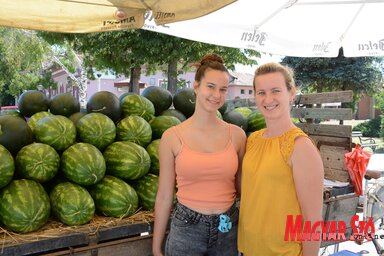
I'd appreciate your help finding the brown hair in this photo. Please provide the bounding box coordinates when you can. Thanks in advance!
[192,53,229,83]
[253,62,295,91]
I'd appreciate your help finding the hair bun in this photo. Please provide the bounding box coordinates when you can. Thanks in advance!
[201,53,224,65]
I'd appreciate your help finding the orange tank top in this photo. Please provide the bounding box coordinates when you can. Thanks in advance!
[173,124,238,210]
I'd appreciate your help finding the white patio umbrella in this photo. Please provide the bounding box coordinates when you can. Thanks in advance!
[0,0,235,33]
[143,0,384,57]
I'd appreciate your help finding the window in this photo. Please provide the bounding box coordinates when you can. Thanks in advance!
[149,78,156,86]
[249,90,253,94]
[240,89,245,94]
[159,79,168,89]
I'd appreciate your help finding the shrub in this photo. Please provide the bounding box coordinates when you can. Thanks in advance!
[353,117,381,138]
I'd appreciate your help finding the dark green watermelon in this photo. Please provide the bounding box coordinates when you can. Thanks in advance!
[0,115,33,155]
[0,144,14,189]
[160,109,186,122]
[18,90,49,117]
[141,86,173,115]
[223,110,248,132]
[87,91,121,123]
[49,93,80,117]
[173,88,195,118]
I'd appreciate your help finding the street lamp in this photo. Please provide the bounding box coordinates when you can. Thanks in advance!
[96,73,102,92]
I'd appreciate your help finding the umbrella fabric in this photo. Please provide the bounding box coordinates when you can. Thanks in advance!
[0,0,235,33]
[143,0,384,57]
[344,144,371,196]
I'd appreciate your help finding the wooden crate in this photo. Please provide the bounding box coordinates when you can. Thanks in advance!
[0,213,155,256]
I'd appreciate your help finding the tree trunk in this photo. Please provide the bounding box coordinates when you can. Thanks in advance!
[167,61,178,94]
[130,67,141,94]
[78,69,88,109]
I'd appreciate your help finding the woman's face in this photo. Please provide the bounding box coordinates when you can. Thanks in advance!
[194,69,229,112]
[254,72,295,121]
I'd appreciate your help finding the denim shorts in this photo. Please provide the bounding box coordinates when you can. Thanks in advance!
[165,202,239,256]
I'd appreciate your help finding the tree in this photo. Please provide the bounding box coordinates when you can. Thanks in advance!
[281,48,383,100]
[0,28,59,105]
[40,30,261,94]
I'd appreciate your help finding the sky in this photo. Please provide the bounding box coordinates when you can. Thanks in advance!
[235,53,284,74]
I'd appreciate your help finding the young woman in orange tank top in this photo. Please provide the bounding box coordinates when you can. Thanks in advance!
[152,53,246,256]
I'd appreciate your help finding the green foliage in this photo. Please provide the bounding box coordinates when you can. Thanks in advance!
[0,28,53,99]
[281,48,383,99]
[381,116,384,139]
[353,117,381,137]
[38,30,261,93]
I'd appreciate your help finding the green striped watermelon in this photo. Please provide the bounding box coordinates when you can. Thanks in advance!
[76,113,116,150]
[0,144,14,189]
[233,107,253,118]
[150,116,181,140]
[103,141,150,180]
[0,179,51,233]
[120,94,155,122]
[50,182,95,226]
[34,115,76,151]
[146,139,160,175]
[15,143,60,183]
[88,175,138,218]
[247,110,266,132]
[116,115,152,147]
[216,110,223,120]
[61,143,106,186]
[27,111,54,133]
[131,173,159,210]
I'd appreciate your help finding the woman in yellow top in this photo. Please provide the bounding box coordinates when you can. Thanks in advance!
[238,63,324,256]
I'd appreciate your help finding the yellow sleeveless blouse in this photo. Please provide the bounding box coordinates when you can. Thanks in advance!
[238,127,309,256]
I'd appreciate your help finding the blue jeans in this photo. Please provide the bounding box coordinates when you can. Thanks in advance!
[165,202,239,256]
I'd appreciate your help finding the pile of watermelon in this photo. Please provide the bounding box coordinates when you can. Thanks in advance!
[0,87,265,234]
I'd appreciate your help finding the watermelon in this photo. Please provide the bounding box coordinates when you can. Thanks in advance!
[87,91,121,123]
[0,179,51,233]
[131,173,159,210]
[76,113,116,150]
[69,111,87,125]
[0,109,23,119]
[49,93,80,117]
[27,111,54,133]
[103,141,150,180]
[0,144,14,189]
[18,90,49,117]
[116,115,152,147]
[88,175,138,218]
[146,139,160,175]
[233,107,253,118]
[0,115,33,156]
[141,86,173,116]
[34,115,76,151]
[173,88,196,118]
[119,92,134,102]
[120,94,155,122]
[50,182,95,226]
[247,110,266,132]
[160,109,186,122]
[216,110,223,120]
[150,116,181,140]
[223,110,248,132]
[61,143,106,186]
[218,101,228,115]
[15,143,60,183]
